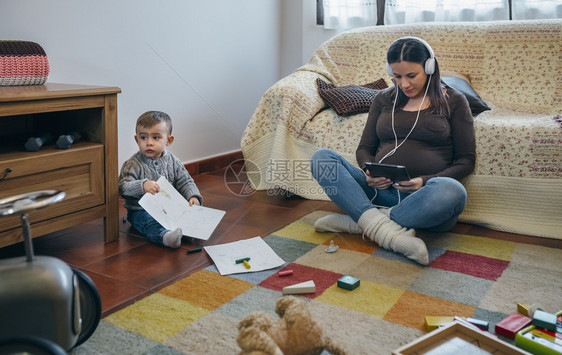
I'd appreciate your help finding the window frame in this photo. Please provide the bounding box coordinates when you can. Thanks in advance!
[316,0,516,25]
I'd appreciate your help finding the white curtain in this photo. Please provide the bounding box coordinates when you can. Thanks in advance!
[384,0,509,25]
[512,0,562,20]
[323,0,378,29]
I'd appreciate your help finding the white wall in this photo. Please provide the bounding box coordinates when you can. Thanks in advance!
[280,0,340,78]
[0,0,339,167]
[0,0,281,166]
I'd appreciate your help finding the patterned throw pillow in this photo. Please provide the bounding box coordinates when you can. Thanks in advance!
[317,78,388,117]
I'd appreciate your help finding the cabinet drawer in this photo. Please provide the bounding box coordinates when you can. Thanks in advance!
[0,142,104,232]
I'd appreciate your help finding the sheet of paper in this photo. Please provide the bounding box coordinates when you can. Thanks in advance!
[138,176,225,240]
[204,236,285,275]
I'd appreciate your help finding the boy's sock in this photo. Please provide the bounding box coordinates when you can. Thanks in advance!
[163,228,182,248]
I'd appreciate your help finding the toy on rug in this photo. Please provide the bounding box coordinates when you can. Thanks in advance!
[236,295,346,355]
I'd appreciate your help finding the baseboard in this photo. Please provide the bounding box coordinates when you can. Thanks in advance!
[184,150,243,175]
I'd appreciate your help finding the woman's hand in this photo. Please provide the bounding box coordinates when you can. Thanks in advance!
[394,177,423,192]
[365,170,393,189]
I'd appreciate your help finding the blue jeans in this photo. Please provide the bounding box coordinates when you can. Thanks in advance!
[310,148,467,232]
[127,209,168,245]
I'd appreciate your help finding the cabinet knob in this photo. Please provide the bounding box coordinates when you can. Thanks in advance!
[0,168,12,182]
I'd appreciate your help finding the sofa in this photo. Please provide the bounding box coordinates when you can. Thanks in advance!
[241,19,562,239]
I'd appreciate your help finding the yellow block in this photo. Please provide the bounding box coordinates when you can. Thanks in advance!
[425,316,455,332]
[517,303,542,317]
[517,303,531,317]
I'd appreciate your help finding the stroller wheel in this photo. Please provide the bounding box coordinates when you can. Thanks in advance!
[0,335,66,355]
[72,269,102,348]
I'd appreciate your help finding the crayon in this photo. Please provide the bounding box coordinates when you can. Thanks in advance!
[243,259,251,269]
[235,257,251,264]
[186,247,202,254]
[278,270,293,276]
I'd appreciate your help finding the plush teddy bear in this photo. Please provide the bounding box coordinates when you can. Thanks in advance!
[236,295,346,355]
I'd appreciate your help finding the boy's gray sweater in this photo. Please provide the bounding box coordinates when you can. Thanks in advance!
[118,150,202,211]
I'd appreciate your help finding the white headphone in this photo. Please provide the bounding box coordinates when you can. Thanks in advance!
[379,36,434,164]
[386,36,436,77]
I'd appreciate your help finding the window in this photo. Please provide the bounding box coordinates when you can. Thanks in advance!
[384,0,509,24]
[320,0,381,28]
[317,0,562,28]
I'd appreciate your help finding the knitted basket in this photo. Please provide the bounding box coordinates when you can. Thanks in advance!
[0,40,50,86]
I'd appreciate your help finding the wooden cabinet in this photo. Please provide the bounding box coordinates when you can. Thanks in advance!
[0,83,121,248]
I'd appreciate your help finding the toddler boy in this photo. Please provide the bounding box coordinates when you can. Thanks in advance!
[118,111,202,248]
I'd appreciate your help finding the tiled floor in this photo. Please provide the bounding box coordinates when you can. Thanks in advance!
[0,167,559,318]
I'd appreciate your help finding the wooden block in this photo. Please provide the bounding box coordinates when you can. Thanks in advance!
[495,313,532,339]
[533,310,557,332]
[424,316,455,332]
[282,280,316,295]
[517,303,531,317]
[337,275,360,291]
[465,317,489,331]
[517,303,541,318]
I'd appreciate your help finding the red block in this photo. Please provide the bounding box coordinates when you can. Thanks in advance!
[495,313,532,339]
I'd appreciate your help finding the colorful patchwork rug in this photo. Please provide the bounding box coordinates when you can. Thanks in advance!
[74,211,562,354]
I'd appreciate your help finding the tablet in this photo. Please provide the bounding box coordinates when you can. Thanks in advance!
[364,162,410,183]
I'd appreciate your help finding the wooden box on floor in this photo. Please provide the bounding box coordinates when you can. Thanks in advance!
[392,320,531,355]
